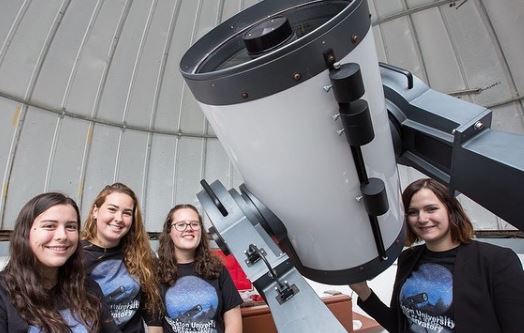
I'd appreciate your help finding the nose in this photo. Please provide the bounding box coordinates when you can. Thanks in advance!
[418,211,430,223]
[54,225,67,240]
[114,211,123,222]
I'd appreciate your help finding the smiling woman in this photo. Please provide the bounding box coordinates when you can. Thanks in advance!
[350,178,524,333]
[29,204,79,284]
[157,204,243,333]
[0,192,120,332]
[81,183,163,333]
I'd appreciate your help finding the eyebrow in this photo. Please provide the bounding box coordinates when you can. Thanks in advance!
[408,204,439,210]
[38,219,78,224]
[37,219,59,223]
[107,204,133,212]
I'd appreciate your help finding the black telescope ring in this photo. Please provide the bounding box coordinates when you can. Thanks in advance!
[180,0,371,105]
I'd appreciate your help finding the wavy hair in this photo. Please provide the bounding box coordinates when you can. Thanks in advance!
[1,192,101,332]
[402,178,475,246]
[157,204,222,285]
[81,183,163,316]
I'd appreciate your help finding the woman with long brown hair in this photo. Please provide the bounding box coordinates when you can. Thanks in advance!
[157,204,242,333]
[82,183,163,333]
[0,192,119,332]
[350,178,524,332]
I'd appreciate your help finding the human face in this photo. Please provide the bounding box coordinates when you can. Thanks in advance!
[92,192,134,248]
[29,204,79,275]
[406,188,456,252]
[169,208,202,262]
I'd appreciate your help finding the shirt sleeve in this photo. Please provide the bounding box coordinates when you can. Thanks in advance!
[219,267,243,312]
[491,247,524,332]
[357,290,398,333]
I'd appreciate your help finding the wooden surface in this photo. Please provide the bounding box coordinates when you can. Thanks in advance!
[241,294,382,332]
[352,311,383,332]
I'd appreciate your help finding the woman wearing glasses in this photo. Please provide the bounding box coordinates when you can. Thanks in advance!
[81,183,163,333]
[157,204,242,333]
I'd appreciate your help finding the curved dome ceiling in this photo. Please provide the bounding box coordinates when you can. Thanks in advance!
[0,0,522,233]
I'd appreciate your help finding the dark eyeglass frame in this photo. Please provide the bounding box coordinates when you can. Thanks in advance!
[171,221,201,232]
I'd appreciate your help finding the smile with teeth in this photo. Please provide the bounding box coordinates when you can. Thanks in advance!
[45,245,71,253]
[418,225,436,230]
[109,223,125,231]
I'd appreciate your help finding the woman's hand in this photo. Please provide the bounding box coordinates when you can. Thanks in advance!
[349,281,372,301]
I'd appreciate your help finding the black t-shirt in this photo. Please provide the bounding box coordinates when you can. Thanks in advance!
[82,240,161,333]
[399,246,458,333]
[0,276,120,333]
[162,262,243,333]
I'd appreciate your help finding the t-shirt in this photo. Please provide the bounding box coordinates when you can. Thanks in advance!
[0,276,120,333]
[399,247,457,333]
[162,262,243,333]
[82,240,161,333]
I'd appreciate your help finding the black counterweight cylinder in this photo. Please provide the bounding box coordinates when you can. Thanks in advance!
[339,100,375,146]
[361,178,389,216]
[329,63,365,103]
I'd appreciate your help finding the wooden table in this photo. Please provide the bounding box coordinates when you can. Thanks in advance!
[241,294,382,332]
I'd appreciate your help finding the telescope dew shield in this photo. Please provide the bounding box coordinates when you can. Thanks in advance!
[180,0,405,284]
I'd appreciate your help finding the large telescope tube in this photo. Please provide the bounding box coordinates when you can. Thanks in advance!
[180,0,404,284]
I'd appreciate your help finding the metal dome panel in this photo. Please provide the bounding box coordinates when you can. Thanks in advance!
[0,0,522,238]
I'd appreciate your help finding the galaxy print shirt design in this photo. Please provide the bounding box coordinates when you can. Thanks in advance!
[165,275,219,333]
[400,263,455,333]
[90,259,141,326]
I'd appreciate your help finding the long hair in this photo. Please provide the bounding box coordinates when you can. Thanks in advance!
[157,204,222,285]
[81,183,162,316]
[402,178,475,246]
[1,192,101,333]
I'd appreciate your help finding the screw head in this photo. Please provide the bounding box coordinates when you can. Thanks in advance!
[241,92,248,99]
[293,73,302,81]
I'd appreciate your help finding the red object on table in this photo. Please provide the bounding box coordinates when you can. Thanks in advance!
[212,250,253,291]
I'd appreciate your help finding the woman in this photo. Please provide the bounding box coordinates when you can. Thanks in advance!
[82,183,163,333]
[350,178,524,332]
[157,204,242,333]
[0,192,120,332]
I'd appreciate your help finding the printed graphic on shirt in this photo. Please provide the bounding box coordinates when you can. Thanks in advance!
[165,275,219,333]
[90,259,140,326]
[400,263,455,333]
[29,309,88,333]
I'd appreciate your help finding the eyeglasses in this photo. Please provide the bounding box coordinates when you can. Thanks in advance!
[171,221,201,232]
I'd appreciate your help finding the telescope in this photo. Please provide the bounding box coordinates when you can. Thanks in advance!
[180,0,524,331]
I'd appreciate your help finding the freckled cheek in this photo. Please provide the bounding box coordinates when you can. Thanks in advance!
[169,231,178,243]
[96,218,107,229]
[29,235,53,249]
